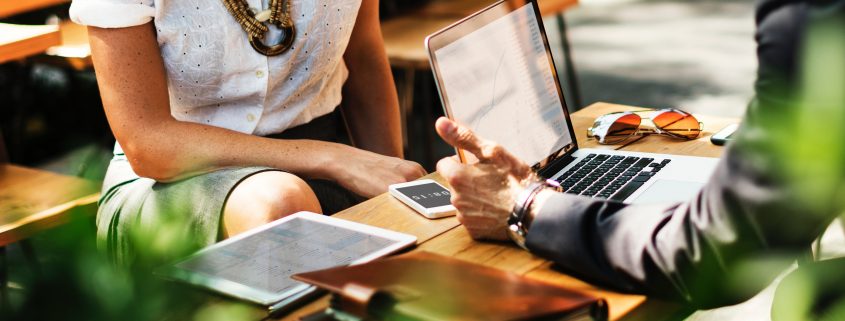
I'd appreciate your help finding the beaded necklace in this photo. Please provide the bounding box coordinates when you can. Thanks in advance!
[221,0,295,56]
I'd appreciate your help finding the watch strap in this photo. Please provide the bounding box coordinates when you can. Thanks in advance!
[508,179,560,250]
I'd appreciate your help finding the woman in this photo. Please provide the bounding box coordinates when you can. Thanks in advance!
[69,0,425,262]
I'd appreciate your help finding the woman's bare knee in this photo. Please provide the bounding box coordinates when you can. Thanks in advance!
[222,171,321,237]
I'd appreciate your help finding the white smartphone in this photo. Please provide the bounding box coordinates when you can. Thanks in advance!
[389,179,457,219]
[711,124,739,146]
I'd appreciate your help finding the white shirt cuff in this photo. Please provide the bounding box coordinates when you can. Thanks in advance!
[70,1,155,28]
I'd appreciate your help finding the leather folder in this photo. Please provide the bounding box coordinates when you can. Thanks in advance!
[293,251,608,321]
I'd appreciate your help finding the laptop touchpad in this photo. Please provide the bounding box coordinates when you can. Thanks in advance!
[631,179,704,204]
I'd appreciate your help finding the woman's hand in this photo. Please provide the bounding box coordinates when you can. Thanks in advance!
[332,146,427,198]
[434,117,536,241]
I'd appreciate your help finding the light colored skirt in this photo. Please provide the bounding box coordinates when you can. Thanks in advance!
[97,150,278,265]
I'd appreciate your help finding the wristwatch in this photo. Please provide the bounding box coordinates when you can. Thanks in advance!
[507,179,561,250]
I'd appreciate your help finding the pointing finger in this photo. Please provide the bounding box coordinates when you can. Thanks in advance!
[435,117,489,162]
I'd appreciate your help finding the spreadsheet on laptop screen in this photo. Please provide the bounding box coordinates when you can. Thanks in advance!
[433,3,572,166]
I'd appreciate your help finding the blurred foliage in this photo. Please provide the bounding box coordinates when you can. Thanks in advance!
[3,207,258,321]
[3,151,253,320]
[768,3,845,321]
[772,258,845,321]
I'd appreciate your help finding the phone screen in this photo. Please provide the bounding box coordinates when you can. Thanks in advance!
[395,183,452,208]
[711,124,739,146]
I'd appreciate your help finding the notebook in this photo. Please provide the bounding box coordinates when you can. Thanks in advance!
[294,251,608,321]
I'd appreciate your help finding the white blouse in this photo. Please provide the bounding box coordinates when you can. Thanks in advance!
[70,0,362,136]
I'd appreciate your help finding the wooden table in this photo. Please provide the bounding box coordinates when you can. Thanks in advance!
[0,23,61,64]
[240,102,737,321]
[0,165,100,246]
[0,159,99,306]
[0,0,68,19]
[418,0,579,18]
[382,0,580,73]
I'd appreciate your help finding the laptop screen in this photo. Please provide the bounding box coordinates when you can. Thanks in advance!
[430,2,573,166]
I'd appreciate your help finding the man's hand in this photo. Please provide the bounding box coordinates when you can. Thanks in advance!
[435,117,535,240]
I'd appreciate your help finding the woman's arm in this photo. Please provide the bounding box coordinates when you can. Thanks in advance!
[89,23,423,196]
[341,0,404,158]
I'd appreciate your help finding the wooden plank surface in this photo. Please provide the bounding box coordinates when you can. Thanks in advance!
[418,0,579,18]
[330,173,460,243]
[380,16,457,69]
[572,102,739,158]
[0,164,100,246]
[415,0,495,17]
[231,103,739,321]
[0,23,61,64]
[0,0,68,18]
[381,0,580,69]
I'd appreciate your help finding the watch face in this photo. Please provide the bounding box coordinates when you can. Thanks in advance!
[395,183,452,208]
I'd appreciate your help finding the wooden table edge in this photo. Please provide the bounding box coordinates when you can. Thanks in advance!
[0,193,99,246]
[0,0,69,19]
[0,23,61,64]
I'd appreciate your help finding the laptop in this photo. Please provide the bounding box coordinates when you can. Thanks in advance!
[425,0,719,204]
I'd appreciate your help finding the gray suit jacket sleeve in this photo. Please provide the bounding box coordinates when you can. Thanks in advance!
[525,0,845,309]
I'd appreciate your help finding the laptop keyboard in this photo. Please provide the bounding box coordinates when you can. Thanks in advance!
[555,154,672,201]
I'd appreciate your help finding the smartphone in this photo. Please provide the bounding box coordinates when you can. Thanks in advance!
[389,179,457,219]
[711,124,739,146]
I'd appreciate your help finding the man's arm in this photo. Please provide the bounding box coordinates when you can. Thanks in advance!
[437,0,845,309]
[526,1,844,308]
[342,0,404,158]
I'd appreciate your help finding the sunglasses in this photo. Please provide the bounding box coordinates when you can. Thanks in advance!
[587,108,703,145]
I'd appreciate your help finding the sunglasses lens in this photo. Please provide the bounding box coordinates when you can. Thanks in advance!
[591,113,641,144]
[653,110,701,139]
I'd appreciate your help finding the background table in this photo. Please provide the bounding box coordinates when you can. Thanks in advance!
[0,12,99,306]
[236,102,738,321]
[0,0,67,19]
[0,23,60,64]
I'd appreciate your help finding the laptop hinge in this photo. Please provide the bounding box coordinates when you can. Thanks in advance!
[537,154,576,179]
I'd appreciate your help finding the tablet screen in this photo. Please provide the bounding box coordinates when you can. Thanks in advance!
[160,213,416,305]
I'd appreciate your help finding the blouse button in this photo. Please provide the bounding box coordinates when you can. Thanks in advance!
[246,113,256,122]
[256,70,265,78]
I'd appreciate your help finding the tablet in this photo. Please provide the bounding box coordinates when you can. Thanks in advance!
[157,212,417,306]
